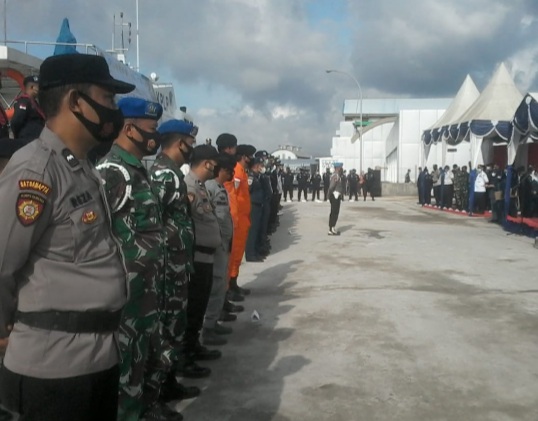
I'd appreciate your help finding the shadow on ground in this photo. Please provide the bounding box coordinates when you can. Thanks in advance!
[175,259,309,421]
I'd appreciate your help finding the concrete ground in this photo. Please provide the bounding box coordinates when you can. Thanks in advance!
[175,197,538,421]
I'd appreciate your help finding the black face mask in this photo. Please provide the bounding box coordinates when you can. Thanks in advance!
[73,92,124,143]
[127,125,161,155]
[180,140,194,162]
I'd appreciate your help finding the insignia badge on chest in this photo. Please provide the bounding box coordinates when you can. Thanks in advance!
[82,210,98,224]
[62,149,79,168]
[16,193,45,226]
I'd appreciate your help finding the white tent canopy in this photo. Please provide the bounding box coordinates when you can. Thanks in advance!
[449,62,523,142]
[427,74,479,138]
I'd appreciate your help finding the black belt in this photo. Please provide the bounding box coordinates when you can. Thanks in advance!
[195,245,216,255]
[16,310,122,333]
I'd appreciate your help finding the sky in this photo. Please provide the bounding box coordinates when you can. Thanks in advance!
[3,0,538,156]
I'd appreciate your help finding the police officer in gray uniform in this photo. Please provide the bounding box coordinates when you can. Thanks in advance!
[0,54,132,420]
[203,153,236,345]
[183,145,222,376]
[328,162,345,235]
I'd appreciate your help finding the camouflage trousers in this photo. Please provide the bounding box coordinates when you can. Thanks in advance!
[117,309,160,421]
[454,189,469,212]
[162,260,189,369]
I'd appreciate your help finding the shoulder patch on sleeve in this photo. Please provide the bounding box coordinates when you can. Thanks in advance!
[18,179,51,196]
[152,168,180,204]
[16,192,46,226]
[96,162,132,213]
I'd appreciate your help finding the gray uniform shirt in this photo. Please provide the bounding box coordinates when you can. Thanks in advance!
[0,127,127,379]
[328,172,344,197]
[185,171,221,264]
[205,179,234,250]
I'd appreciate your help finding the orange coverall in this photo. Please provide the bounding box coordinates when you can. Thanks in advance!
[225,162,251,278]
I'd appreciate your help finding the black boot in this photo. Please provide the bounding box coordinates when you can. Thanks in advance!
[160,372,201,402]
[229,276,251,296]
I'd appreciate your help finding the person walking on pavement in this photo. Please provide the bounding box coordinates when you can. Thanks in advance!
[328,162,344,235]
[10,75,45,142]
[150,118,203,407]
[204,153,237,345]
[97,98,182,420]
[0,53,131,421]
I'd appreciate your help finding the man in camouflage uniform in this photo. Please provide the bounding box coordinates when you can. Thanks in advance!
[150,118,202,402]
[454,165,470,212]
[97,98,180,421]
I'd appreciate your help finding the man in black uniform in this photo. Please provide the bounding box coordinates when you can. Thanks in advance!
[10,75,45,142]
[348,169,359,201]
[297,168,309,202]
[255,151,272,256]
[322,168,331,201]
[245,157,265,261]
[283,167,294,202]
[310,171,322,202]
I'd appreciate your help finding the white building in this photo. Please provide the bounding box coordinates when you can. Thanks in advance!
[330,98,451,182]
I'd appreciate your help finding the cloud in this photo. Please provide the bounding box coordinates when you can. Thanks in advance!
[3,0,538,156]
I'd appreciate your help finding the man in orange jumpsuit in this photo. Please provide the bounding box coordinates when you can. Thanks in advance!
[227,144,256,299]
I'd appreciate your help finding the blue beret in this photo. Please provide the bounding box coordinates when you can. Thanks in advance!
[118,97,163,120]
[333,162,343,168]
[158,119,199,137]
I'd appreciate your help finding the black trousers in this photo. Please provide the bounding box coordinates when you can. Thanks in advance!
[349,188,358,200]
[283,186,293,201]
[434,186,441,205]
[323,186,329,201]
[185,261,213,354]
[297,186,308,201]
[474,192,486,214]
[443,185,454,208]
[329,195,341,228]
[0,364,119,421]
[311,188,321,201]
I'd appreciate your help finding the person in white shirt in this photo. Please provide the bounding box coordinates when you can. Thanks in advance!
[473,165,489,214]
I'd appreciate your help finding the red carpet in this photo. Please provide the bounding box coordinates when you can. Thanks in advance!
[506,216,538,229]
[421,204,490,218]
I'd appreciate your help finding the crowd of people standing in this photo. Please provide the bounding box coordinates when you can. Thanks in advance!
[281,166,377,203]
[0,53,286,421]
[415,163,538,222]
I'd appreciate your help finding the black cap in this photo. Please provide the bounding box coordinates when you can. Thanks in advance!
[191,145,219,163]
[236,144,256,157]
[215,133,238,149]
[39,54,135,94]
[254,150,268,158]
[0,138,27,158]
[23,75,39,87]
[216,153,237,171]
[251,156,265,166]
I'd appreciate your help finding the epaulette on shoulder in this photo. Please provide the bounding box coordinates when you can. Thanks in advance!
[11,140,51,177]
